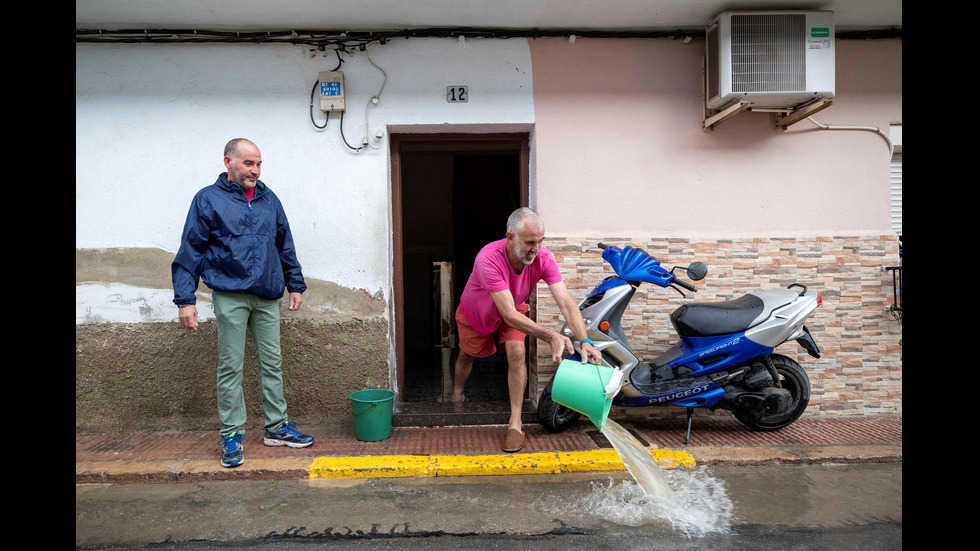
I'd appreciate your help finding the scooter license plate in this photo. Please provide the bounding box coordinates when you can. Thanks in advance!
[795,325,821,359]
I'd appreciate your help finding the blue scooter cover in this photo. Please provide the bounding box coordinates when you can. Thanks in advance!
[602,245,673,287]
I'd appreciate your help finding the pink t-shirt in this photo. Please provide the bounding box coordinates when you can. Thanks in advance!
[459,238,563,335]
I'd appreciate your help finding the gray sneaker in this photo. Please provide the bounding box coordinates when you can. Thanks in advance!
[220,432,244,467]
[263,422,314,448]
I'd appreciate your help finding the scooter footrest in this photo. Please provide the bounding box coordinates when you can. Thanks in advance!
[631,374,713,397]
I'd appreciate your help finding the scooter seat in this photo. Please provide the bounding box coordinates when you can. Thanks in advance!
[670,294,764,337]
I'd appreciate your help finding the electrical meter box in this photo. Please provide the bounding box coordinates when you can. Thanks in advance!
[318,71,346,112]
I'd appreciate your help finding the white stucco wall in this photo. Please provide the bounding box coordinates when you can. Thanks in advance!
[76,38,535,323]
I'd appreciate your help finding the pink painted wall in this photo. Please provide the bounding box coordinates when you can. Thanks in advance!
[529,38,902,238]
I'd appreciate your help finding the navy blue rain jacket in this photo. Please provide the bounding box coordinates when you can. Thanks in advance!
[172,173,306,305]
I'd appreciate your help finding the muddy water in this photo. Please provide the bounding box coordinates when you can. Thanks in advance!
[600,418,673,498]
[590,418,734,536]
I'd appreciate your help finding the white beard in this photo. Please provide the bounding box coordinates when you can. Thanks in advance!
[513,239,536,266]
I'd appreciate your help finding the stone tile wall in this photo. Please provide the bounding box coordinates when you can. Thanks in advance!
[531,235,902,420]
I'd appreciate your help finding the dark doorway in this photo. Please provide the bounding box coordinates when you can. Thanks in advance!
[391,134,529,412]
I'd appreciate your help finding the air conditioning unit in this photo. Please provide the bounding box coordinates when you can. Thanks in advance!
[705,11,835,111]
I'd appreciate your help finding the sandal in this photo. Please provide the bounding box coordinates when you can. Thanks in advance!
[502,428,525,453]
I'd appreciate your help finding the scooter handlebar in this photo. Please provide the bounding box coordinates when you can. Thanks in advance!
[672,278,696,292]
[596,241,700,295]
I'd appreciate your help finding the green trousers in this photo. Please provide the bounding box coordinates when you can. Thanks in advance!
[213,290,288,437]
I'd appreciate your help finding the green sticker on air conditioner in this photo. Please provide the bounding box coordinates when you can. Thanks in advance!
[811,28,830,37]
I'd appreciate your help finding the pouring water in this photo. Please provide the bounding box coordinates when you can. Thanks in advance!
[549,360,732,534]
[591,418,734,536]
[600,418,673,498]
[550,360,674,497]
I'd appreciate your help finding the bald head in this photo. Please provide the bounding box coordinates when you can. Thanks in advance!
[224,138,256,159]
[506,207,544,236]
[223,139,262,189]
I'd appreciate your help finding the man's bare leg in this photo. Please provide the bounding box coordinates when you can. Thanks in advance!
[504,340,527,431]
[452,349,475,402]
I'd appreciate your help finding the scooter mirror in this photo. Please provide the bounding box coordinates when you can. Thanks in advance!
[687,261,708,281]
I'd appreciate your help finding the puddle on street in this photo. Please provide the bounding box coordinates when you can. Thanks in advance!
[567,468,734,537]
[549,418,734,537]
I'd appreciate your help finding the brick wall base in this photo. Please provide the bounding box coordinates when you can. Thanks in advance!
[530,235,902,421]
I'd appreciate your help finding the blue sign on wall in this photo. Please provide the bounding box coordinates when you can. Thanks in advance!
[320,82,342,97]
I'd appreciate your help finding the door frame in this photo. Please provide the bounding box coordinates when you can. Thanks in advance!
[390,132,530,401]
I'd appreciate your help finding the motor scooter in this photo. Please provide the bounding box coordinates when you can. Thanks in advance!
[537,243,822,443]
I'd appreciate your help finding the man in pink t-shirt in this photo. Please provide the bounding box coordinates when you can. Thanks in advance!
[453,208,602,452]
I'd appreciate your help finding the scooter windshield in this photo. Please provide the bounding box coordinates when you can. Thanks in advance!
[602,245,673,287]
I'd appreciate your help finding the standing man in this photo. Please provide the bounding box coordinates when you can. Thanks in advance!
[452,207,602,452]
[172,138,315,468]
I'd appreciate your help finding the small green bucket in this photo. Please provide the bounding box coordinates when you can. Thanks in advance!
[350,389,395,441]
[551,359,615,430]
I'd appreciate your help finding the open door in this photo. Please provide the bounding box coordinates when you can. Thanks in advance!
[391,133,530,424]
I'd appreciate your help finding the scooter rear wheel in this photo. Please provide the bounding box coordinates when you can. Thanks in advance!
[536,377,583,433]
[734,354,811,431]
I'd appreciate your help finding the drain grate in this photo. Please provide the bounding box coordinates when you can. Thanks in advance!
[586,428,650,448]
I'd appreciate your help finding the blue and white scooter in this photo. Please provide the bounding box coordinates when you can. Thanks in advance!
[537,243,822,442]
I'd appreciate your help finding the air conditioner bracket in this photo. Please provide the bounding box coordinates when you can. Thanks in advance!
[702,99,834,131]
[703,101,751,131]
[775,99,834,130]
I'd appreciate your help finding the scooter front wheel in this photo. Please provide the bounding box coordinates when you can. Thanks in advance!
[734,354,811,431]
[536,377,583,433]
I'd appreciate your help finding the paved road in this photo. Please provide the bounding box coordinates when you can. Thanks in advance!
[76,462,901,549]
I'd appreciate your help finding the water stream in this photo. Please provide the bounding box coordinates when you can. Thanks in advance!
[569,417,735,536]
[550,361,733,536]
[600,418,673,498]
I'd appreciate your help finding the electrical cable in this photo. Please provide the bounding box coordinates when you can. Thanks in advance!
[309,79,329,129]
[806,117,894,156]
[340,111,362,152]
[363,46,388,150]
[328,49,343,71]
[75,27,902,45]
[365,46,387,99]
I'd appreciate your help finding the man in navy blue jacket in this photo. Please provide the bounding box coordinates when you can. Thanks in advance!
[172,138,314,468]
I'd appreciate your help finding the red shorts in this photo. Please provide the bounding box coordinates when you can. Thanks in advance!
[455,303,529,358]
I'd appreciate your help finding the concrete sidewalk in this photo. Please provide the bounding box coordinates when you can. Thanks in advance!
[76,414,902,484]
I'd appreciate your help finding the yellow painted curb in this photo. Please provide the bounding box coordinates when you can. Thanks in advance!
[651,449,698,469]
[308,449,695,479]
[557,450,625,472]
[309,455,435,478]
[433,452,561,476]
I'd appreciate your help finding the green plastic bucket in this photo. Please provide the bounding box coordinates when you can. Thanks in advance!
[350,389,395,441]
[551,359,615,430]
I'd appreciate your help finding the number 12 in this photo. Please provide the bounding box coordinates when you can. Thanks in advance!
[447,86,468,103]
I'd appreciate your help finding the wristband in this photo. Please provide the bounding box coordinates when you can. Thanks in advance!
[580,338,593,347]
